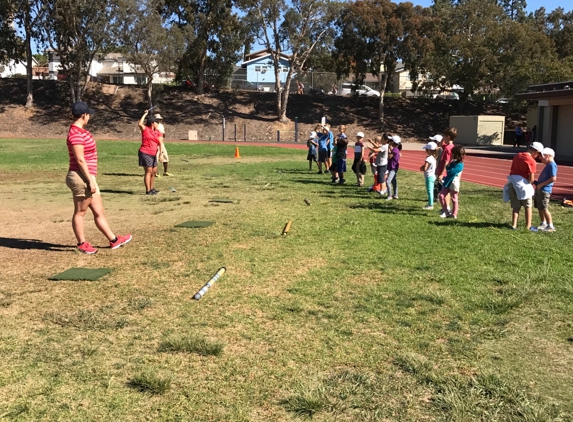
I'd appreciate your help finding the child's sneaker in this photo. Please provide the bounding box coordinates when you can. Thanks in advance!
[529,226,538,232]
[439,211,449,218]
[386,196,393,201]
[78,242,98,254]
[110,234,133,250]
[537,222,548,230]
[338,179,346,185]
[446,214,457,219]
[543,226,556,232]
[423,205,434,210]
[164,172,173,176]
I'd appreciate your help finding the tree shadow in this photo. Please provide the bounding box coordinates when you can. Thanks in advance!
[0,237,75,251]
[102,173,140,177]
[429,221,511,229]
[100,189,136,195]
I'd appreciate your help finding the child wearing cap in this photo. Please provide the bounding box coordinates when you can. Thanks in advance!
[307,131,318,170]
[505,141,544,230]
[533,147,558,232]
[386,135,401,200]
[316,124,329,174]
[438,145,465,218]
[420,141,438,209]
[352,132,367,186]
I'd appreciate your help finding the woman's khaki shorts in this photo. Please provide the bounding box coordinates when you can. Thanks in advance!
[66,171,100,198]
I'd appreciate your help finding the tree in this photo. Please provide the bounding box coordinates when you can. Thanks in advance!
[43,0,116,103]
[424,0,507,104]
[335,0,432,123]
[164,0,244,94]
[239,0,338,121]
[546,8,573,60]
[498,0,527,20]
[11,0,48,107]
[0,0,23,66]
[117,0,185,106]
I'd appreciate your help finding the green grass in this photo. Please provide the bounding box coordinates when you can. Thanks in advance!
[0,138,572,421]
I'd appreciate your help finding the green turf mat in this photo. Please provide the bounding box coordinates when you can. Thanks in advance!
[49,268,113,281]
[175,221,214,228]
[209,199,235,203]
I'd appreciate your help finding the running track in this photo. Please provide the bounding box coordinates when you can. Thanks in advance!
[179,140,573,200]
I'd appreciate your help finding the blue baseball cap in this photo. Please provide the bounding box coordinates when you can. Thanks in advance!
[72,101,95,115]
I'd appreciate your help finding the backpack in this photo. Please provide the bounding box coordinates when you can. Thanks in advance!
[562,198,573,208]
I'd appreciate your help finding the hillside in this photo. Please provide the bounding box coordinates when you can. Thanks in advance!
[0,79,523,142]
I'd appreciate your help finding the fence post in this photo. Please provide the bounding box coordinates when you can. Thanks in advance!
[277,130,280,143]
[222,118,226,141]
[295,117,299,142]
[243,124,246,142]
[234,123,237,142]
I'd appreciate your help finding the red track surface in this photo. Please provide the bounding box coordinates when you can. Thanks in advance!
[189,140,573,200]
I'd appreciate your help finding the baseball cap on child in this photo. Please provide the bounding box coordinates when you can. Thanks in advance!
[542,147,555,157]
[529,142,544,152]
[309,131,317,138]
[422,141,437,150]
[356,132,364,138]
[429,134,443,143]
[389,135,401,144]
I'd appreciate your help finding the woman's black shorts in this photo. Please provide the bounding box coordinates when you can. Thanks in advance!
[139,151,157,167]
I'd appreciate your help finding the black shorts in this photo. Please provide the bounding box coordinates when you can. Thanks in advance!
[318,150,328,163]
[139,151,157,167]
[307,152,317,161]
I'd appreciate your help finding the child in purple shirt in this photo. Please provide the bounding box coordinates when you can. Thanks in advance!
[386,135,401,200]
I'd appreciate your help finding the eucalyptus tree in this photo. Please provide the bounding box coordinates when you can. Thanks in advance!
[0,0,23,66]
[116,0,185,105]
[10,0,49,107]
[335,0,433,123]
[43,0,117,103]
[163,0,244,94]
[239,0,339,122]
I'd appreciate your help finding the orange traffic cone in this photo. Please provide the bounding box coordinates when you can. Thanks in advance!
[234,147,241,159]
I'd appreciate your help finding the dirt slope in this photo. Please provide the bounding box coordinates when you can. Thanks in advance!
[0,79,523,142]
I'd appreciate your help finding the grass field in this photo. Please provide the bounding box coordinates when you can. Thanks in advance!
[0,138,572,421]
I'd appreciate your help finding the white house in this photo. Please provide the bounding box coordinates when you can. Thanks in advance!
[47,51,174,85]
[0,59,28,78]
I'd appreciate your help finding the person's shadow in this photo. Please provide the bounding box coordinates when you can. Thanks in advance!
[0,238,75,251]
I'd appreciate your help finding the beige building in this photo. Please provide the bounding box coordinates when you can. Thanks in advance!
[516,81,573,160]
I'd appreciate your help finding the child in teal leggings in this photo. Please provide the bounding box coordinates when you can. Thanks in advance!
[420,141,438,209]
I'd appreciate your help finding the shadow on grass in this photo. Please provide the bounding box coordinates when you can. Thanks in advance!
[0,237,75,251]
[100,189,136,195]
[429,221,510,229]
[102,173,140,177]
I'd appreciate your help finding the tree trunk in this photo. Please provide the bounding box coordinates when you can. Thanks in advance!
[147,78,153,107]
[378,73,388,125]
[279,77,293,122]
[24,28,34,108]
[197,55,206,95]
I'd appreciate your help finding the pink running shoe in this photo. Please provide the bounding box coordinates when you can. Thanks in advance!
[78,242,98,254]
[110,234,133,250]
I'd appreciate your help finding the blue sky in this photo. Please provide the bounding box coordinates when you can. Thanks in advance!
[412,0,569,12]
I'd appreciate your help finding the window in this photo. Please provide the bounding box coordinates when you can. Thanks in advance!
[254,65,261,72]
[282,67,288,73]
[135,76,147,85]
[112,75,123,84]
[261,66,267,74]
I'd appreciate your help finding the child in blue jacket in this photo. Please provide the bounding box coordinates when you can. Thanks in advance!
[438,145,465,218]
